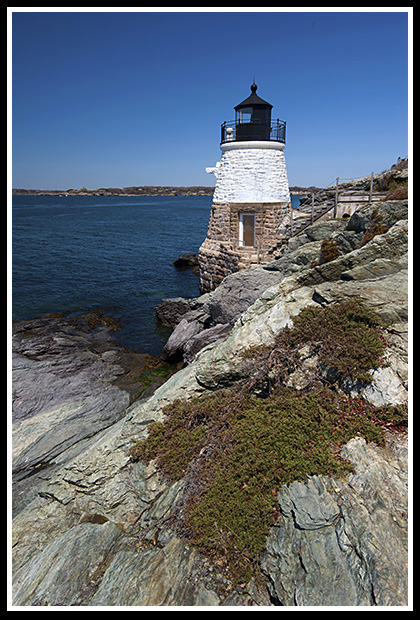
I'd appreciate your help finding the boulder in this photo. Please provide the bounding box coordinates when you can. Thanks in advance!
[157,268,280,363]
[154,297,195,327]
[160,316,203,362]
[172,253,199,269]
[183,323,233,365]
[262,435,408,606]
[344,199,408,234]
[205,267,281,324]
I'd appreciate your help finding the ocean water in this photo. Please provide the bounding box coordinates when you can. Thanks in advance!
[12,194,302,355]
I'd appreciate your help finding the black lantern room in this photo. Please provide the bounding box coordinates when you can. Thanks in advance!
[221,83,286,144]
[235,82,272,140]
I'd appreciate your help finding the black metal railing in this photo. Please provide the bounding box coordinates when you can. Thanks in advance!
[221,119,286,144]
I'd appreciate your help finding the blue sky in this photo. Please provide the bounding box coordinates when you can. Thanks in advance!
[10,9,411,189]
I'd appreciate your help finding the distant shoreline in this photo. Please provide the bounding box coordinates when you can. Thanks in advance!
[12,185,315,197]
[12,186,215,197]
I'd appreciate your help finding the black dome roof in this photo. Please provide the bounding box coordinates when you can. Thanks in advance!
[234,83,273,110]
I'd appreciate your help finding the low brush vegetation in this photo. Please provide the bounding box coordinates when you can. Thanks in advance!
[358,206,393,248]
[318,237,342,264]
[129,299,407,585]
[276,298,388,384]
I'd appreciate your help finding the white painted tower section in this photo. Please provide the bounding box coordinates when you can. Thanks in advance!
[207,140,290,203]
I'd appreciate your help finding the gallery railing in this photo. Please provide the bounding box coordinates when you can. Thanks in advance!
[221,119,286,144]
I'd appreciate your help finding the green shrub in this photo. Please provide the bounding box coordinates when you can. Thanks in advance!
[385,185,408,200]
[131,384,406,584]
[319,237,341,264]
[358,207,392,247]
[129,300,406,586]
[277,298,387,384]
[129,403,207,481]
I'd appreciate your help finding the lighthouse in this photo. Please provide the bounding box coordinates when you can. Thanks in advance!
[198,83,290,293]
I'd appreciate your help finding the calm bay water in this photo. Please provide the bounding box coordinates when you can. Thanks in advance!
[12,193,302,355]
[12,195,212,355]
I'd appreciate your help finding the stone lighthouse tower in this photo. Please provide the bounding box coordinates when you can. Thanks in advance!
[198,83,290,293]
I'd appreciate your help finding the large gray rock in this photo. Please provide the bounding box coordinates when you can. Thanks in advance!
[88,537,221,607]
[344,199,408,234]
[155,294,210,327]
[262,435,408,606]
[13,521,124,606]
[11,314,169,515]
[159,267,280,363]
[183,323,233,365]
[154,296,195,327]
[160,315,203,361]
[205,267,280,325]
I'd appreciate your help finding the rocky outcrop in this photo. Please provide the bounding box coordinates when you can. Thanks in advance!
[158,201,408,379]
[11,200,409,607]
[172,253,199,269]
[11,314,173,515]
[193,209,408,405]
[262,435,408,606]
[158,268,281,363]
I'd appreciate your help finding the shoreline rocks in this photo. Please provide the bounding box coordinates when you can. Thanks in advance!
[172,253,199,269]
[11,312,175,516]
[156,200,408,376]
[157,268,281,364]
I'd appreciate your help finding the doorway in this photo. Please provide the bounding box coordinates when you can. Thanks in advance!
[239,213,255,247]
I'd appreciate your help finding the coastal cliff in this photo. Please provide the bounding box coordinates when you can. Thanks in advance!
[11,199,409,607]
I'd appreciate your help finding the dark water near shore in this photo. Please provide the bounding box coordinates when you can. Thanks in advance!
[12,195,213,355]
[12,194,302,355]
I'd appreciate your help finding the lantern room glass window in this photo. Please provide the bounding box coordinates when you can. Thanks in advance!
[237,107,252,123]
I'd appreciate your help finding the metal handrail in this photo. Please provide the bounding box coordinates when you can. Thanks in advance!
[221,119,286,144]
